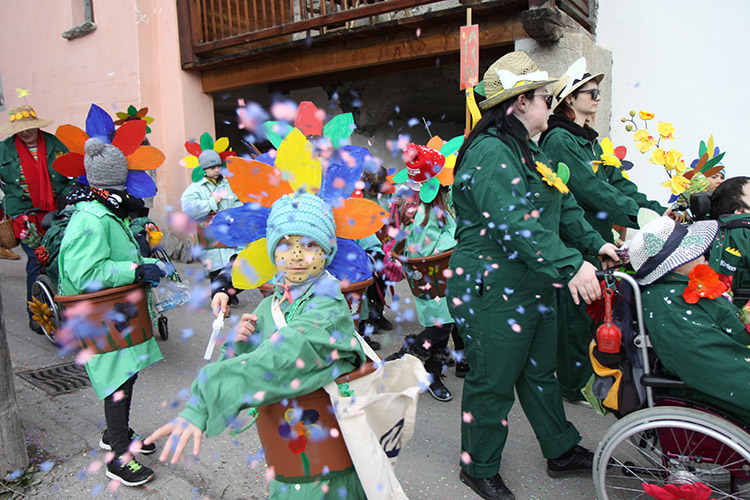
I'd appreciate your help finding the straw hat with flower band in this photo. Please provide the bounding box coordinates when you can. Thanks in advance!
[0,105,53,135]
[626,214,719,286]
[552,57,604,112]
[478,51,558,110]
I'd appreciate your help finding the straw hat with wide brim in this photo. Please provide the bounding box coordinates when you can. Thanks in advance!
[628,216,719,285]
[479,51,558,111]
[0,105,53,135]
[551,58,605,111]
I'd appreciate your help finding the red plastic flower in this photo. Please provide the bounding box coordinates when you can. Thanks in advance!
[35,245,49,267]
[277,408,320,454]
[642,481,716,500]
[682,264,728,304]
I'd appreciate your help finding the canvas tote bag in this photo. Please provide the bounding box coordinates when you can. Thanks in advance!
[271,297,428,499]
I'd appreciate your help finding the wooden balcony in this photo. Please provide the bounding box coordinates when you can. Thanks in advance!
[176,0,597,93]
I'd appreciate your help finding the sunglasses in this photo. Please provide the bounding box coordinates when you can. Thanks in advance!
[534,93,553,108]
[577,88,602,99]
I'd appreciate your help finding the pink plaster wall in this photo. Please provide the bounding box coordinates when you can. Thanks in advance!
[0,0,215,226]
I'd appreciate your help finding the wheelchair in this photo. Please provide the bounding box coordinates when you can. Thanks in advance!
[592,271,750,499]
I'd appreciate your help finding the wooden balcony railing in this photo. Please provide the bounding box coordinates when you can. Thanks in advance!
[178,0,480,66]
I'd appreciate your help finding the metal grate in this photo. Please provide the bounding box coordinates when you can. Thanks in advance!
[16,361,91,396]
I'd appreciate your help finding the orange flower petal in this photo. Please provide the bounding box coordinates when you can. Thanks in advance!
[226,157,293,206]
[126,146,165,170]
[333,198,388,239]
[55,125,88,155]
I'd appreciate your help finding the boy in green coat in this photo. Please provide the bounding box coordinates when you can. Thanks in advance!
[628,216,750,424]
[147,193,369,499]
[58,138,168,486]
[707,176,750,304]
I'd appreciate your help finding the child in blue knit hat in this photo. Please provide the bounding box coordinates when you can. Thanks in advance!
[147,193,369,499]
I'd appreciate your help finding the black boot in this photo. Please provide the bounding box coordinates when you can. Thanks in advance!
[546,445,594,478]
[459,470,515,500]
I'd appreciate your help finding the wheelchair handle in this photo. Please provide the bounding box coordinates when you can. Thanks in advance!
[593,270,654,408]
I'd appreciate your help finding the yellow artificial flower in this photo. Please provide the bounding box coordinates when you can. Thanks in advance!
[657,121,675,141]
[639,111,655,120]
[22,111,30,118]
[634,129,656,153]
[535,161,569,194]
[649,148,666,166]
[665,148,685,172]
[661,175,690,195]
[599,137,622,168]
[28,297,55,335]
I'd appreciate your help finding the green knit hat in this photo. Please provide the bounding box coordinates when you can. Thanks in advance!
[266,193,337,265]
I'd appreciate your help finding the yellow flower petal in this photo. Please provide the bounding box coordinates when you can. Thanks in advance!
[649,148,666,166]
[600,137,614,155]
[601,153,621,168]
[657,121,675,141]
[182,155,199,169]
[214,137,230,153]
[639,111,655,120]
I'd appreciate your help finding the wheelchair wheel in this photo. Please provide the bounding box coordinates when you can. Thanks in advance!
[158,315,168,340]
[30,274,63,345]
[594,406,750,499]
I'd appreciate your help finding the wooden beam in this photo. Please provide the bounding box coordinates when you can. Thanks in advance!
[201,15,525,93]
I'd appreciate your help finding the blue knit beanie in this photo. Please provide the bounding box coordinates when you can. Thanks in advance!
[266,193,337,265]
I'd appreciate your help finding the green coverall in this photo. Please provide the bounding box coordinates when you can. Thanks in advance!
[447,128,607,478]
[180,279,368,499]
[642,272,750,425]
[541,124,666,400]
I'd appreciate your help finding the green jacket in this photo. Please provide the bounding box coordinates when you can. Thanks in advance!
[540,126,665,243]
[0,132,73,216]
[405,206,456,326]
[451,127,607,285]
[180,277,367,437]
[642,272,750,421]
[709,213,750,293]
[58,200,162,399]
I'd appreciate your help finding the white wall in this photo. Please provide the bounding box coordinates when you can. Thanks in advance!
[597,0,750,205]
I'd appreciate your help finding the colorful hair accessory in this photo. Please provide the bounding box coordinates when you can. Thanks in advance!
[182,132,237,182]
[53,104,164,198]
[390,135,461,203]
[114,105,155,134]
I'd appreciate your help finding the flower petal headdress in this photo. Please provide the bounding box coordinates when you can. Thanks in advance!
[391,135,462,202]
[204,115,388,289]
[182,132,237,181]
[53,104,164,198]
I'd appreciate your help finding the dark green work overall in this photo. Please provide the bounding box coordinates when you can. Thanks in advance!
[447,127,607,478]
[540,122,665,401]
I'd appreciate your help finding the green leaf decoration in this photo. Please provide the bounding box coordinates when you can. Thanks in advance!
[698,151,725,174]
[391,168,409,184]
[698,140,707,158]
[199,132,214,151]
[127,105,137,116]
[440,135,464,157]
[557,162,570,184]
[637,207,661,229]
[474,80,486,97]
[264,121,284,149]
[145,125,152,134]
[191,166,205,182]
[420,177,440,203]
[323,113,355,149]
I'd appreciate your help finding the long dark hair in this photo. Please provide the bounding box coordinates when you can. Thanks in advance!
[454,90,536,175]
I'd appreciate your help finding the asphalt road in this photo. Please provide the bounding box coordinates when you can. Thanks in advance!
[1,253,615,499]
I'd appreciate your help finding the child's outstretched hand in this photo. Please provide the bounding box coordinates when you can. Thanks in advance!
[211,291,230,318]
[235,313,258,343]
[144,417,202,464]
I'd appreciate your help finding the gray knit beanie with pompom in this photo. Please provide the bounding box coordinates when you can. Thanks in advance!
[84,138,128,191]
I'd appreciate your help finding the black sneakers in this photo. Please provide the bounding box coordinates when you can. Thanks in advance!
[100,428,156,455]
[546,445,594,478]
[427,372,452,402]
[362,335,381,351]
[455,360,470,378]
[106,456,154,487]
[372,315,393,331]
[459,470,515,500]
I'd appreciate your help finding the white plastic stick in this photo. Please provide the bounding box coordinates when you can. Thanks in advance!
[204,315,224,361]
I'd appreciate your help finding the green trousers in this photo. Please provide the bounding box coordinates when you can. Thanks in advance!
[555,289,595,402]
[448,259,581,478]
